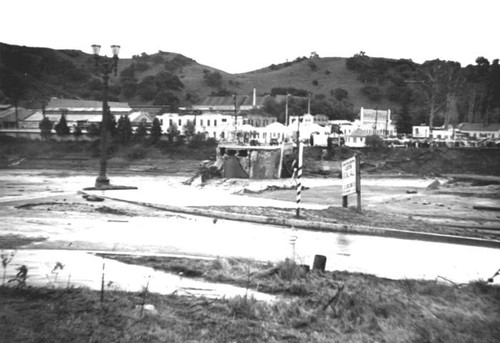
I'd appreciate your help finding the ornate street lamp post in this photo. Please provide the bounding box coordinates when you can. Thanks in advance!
[91,44,120,188]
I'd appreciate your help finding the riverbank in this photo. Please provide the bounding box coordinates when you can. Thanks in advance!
[1,254,499,343]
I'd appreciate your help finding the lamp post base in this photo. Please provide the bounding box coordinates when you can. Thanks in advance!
[95,175,110,188]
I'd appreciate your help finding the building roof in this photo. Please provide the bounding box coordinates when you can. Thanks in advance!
[193,96,267,109]
[24,111,121,123]
[459,123,500,132]
[0,107,36,121]
[349,129,370,137]
[46,98,131,112]
[129,111,153,122]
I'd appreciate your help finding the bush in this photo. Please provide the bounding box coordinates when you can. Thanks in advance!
[126,145,148,160]
[365,135,386,149]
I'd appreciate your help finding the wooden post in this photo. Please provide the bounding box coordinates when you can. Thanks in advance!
[100,259,105,303]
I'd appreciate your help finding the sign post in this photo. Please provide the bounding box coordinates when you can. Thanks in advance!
[342,154,361,212]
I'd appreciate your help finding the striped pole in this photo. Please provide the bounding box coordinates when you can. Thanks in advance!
[296,141,303,218]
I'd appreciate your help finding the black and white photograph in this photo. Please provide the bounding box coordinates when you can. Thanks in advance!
[0,0,499,342]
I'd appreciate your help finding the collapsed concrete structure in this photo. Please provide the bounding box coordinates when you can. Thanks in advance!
[216,143,294,179]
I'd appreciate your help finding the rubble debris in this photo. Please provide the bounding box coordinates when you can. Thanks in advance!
[86,195,104,202]
[426,180,441,190]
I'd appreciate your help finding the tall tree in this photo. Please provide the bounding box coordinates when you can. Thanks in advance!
[116,115,133,144]
[150,118,163,141]
[39,117,53,140]
[395,103,413,134]
[413,59,461,128]
[183,120,195,137]
[167,122,180,143]
[134,122,148,141]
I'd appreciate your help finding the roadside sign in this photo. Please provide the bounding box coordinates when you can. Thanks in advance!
[342,156,356,196]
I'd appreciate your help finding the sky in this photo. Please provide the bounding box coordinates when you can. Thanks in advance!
[1,0,498,74]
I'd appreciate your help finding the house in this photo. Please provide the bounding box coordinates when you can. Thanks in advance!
[345,129,369,147]
[412,125,430,138]
[357,107,397,136]
[128,111,154,130]
[259,122,292,144]
[329,120,355,136]
[289,114,330,142]
[430,125,455,140]
[457,123,500,139]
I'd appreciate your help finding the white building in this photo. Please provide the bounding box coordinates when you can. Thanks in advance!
[430,125,455,140]
[345,129,369,147]
[412,125,430,138]
[329,120,355,136]
[356,107,396,136]
[157,112,248,140]
[458,123,500,139]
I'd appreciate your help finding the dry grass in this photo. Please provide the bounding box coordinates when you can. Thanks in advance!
[58,254,500,343]
[1,267,499,342]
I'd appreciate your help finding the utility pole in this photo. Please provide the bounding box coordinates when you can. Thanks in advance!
[285,93,290,126]
[233,94,238,141]
[295,112,302,218]
[307,93,311,114]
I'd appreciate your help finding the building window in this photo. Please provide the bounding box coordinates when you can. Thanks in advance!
[169,119,173,126]
[222,118,227,122]
[207,120,211,126]
[214,120,217,126]
[200,119,203,126]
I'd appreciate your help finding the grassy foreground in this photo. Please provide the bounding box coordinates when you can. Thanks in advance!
[1,256,499,343]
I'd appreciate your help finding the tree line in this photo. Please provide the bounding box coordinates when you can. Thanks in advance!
[346,52,500,132]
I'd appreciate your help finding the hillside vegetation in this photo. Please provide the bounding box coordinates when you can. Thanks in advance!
[1,43,499,132]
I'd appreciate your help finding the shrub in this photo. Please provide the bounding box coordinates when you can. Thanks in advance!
[126,145,148,160]
[365,135,385,149]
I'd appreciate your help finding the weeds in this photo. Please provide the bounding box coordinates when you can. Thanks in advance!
[46,261,64,288]
[1,250,16,285]
[8,265,28,288]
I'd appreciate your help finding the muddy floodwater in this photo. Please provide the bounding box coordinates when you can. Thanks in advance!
[1,169,500,289]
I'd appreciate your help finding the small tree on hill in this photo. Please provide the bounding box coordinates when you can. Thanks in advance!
[54,111,70,136]
[39,117,53,140]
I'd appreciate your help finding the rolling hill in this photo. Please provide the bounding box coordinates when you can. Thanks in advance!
[1,42,499,127]
[0,42,397,111]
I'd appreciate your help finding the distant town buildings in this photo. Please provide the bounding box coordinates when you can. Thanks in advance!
[2,94,500,147]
